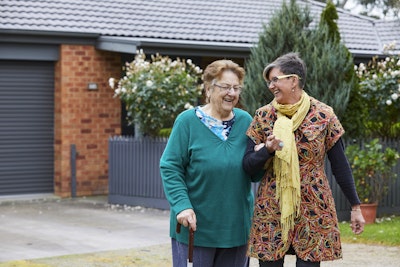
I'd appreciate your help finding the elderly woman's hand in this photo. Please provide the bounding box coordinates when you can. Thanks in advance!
[177,208,197,231]
[350,206,365,235]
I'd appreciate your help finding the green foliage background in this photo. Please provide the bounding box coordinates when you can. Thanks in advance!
[242,0,360,136]
[112,51,203,137]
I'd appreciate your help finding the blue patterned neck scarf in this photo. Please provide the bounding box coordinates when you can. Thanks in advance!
[195,106,235,141]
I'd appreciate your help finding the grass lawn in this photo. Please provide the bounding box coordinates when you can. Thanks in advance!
[339,215,400,246]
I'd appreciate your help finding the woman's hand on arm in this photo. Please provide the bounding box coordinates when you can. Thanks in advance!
[243,138,271,175]
[243,134,283,175]
[264,134,284,153]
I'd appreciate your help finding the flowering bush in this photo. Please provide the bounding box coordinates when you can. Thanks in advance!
[346,138,399,204]
[109,50,203,137]
[354,41,400,137]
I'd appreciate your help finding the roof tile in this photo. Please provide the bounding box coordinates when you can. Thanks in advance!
[1,0,399,54]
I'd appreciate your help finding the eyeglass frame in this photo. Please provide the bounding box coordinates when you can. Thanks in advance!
[212,81,243,93]
[265,74,300,87]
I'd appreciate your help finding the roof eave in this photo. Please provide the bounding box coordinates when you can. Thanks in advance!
[0,29,99,45]
[97,36,253,58]
[348,49,391,59]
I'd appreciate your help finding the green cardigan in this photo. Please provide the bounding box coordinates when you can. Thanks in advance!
[160,107,256,248]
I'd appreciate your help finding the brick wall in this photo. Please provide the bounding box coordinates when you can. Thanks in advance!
[54,44,122,197]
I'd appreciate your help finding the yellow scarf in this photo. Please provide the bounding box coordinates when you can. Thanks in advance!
[272,91,310,243]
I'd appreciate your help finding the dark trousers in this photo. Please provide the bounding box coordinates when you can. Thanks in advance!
[171,238,249,267]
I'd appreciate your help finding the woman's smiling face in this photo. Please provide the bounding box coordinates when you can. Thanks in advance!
[267,67,299,105]
[209,70,241,114]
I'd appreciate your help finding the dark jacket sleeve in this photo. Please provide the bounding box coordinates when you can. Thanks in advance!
[242,137,274,178]
[327,138,361,206]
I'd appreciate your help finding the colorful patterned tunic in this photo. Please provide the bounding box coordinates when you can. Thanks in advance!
[246,97,344,262]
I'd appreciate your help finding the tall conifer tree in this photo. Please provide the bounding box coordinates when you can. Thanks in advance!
[242,0,359,135]
[314,0,364,137]
[242,0,312,115]
[304,0,355,119]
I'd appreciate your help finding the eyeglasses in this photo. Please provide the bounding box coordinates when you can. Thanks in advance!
[213,83,243,93]
[266,74,300,87]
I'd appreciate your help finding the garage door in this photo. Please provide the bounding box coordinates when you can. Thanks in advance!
[0,60,54,195]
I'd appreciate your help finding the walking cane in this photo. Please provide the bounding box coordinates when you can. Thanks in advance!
[176,223,194,267]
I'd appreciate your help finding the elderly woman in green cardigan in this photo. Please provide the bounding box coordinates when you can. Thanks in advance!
[160,59,260,267]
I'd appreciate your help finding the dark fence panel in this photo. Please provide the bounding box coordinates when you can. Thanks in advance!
[328,138,400,220]
[108,137,400,220]
[108,136,169,209]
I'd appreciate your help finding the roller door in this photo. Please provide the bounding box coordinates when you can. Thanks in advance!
[0,60,54,195]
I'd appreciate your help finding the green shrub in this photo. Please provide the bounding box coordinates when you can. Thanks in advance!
[110,50,203,137]
[345,138,399,203]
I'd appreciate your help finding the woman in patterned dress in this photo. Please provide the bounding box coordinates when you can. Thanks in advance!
[242,52,365,267]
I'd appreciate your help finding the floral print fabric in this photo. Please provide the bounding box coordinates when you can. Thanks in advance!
[196,106,235,141]
[246,97,345,262]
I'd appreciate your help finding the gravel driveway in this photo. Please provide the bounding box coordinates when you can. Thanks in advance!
[250,243,400,267]
[2,242,398,267]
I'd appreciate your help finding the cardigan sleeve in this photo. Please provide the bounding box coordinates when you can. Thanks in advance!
[159,114,193,215]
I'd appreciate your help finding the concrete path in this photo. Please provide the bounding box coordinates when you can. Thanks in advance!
[0,194,399,267]
[0,194,170,262]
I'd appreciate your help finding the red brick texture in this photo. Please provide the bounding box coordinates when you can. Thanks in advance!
[54,45,122,197]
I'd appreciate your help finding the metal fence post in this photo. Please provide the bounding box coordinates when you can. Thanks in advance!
[71,144,77,198]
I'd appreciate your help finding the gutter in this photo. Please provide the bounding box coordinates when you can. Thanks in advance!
[0,29,99,45]
[0,30,387,60]
[97,36,253,58]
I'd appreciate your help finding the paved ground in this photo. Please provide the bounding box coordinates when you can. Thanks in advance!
[0,194,170,262]
[0,194,399,267]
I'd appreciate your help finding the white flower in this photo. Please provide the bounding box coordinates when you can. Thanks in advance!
[184,103,194,109]
[372,74,378,79]
[108,78,115,88]
[386,99,392,105]
[112,51,202,136]
[391,93,398,101]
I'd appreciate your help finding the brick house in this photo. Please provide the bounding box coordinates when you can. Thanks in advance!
[0,0,399,198]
